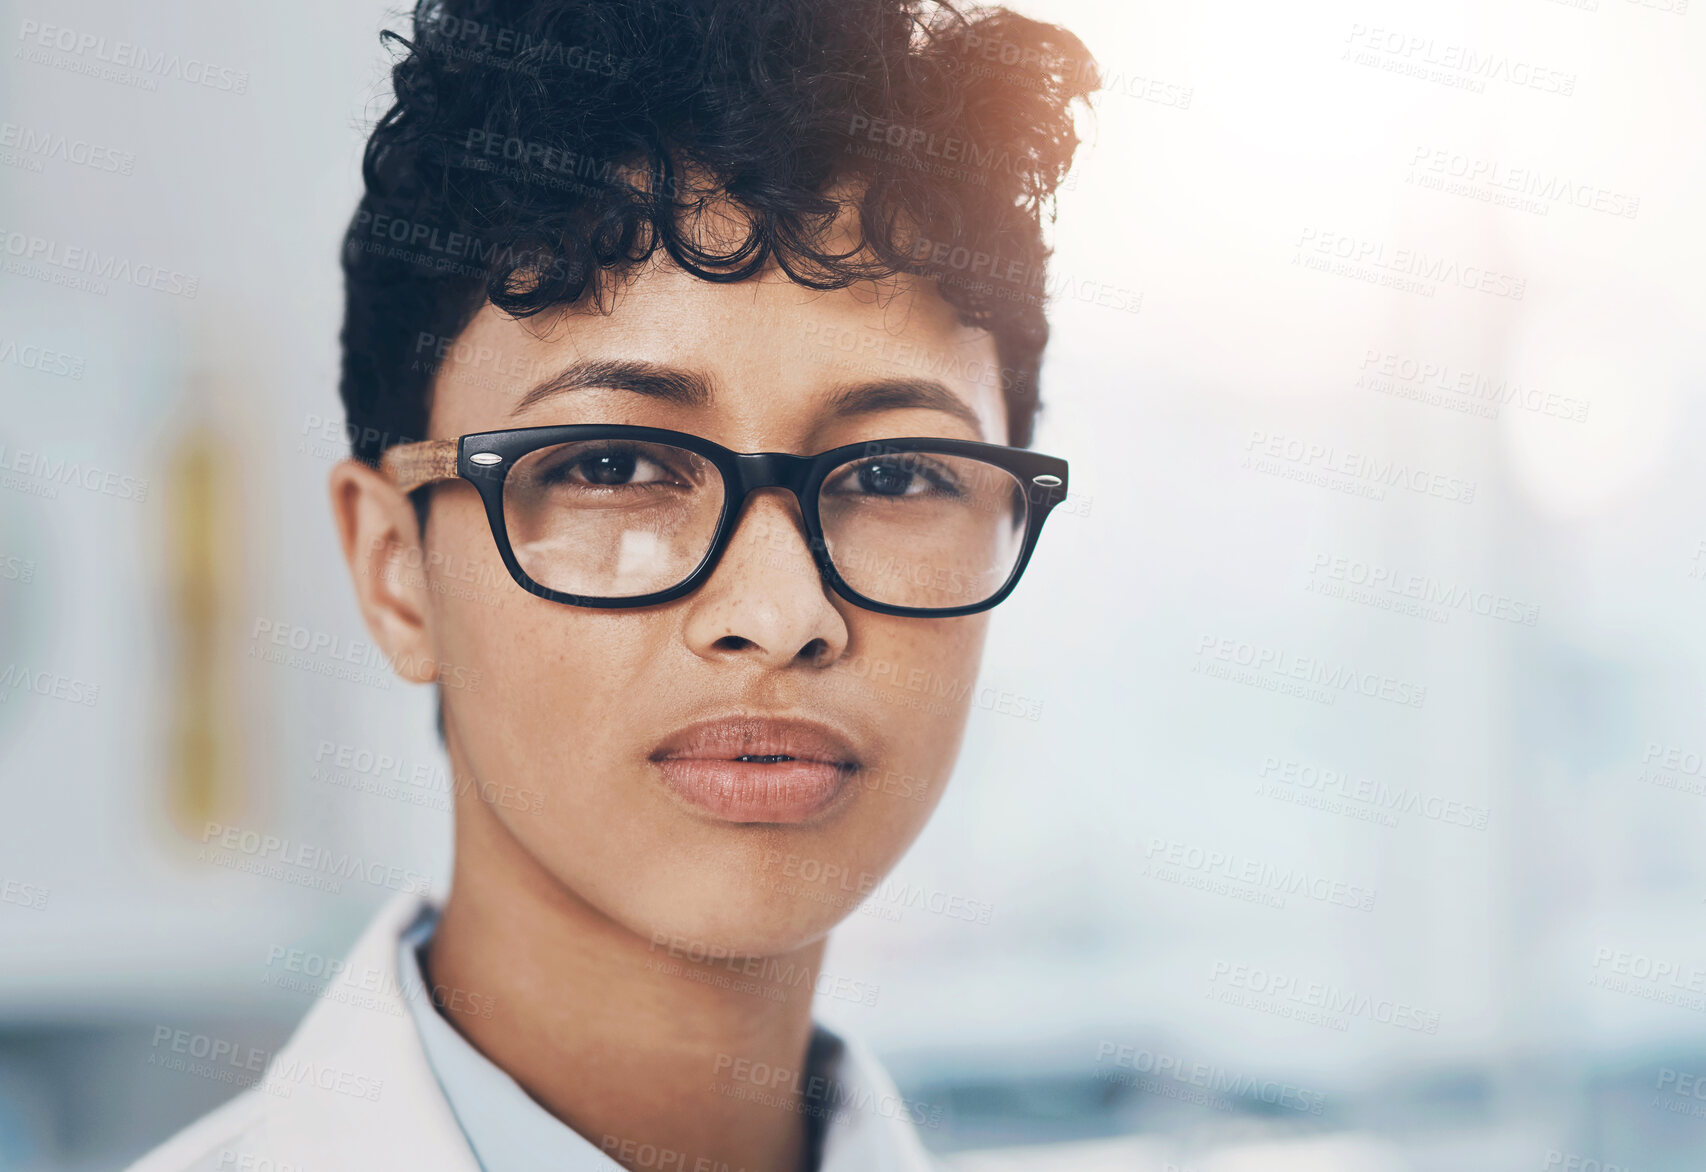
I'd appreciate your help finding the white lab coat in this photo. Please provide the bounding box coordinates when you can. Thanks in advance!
[125,891,941,1171]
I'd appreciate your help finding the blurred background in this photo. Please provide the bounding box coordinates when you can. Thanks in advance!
[2,0,1704,1168]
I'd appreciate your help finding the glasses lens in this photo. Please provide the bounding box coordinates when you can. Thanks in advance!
[819,448,1028,610]
[502,439,724,598]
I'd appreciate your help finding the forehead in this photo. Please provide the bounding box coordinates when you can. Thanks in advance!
[426,257,1006,447]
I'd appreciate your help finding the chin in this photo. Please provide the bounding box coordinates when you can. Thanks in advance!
[606,849,871,961]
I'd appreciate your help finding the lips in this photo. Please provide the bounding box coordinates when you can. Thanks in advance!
[649,717,862,824]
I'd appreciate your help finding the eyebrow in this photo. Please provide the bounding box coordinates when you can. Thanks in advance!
[511,359,985,440]
[511,359,714,416]
[823,377,985,440]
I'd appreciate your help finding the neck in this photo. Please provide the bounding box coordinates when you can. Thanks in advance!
[426,780,824,1172]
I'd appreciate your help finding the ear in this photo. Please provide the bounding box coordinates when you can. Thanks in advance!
[328,458,441,685]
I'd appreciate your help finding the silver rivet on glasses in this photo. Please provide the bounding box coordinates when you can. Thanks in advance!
[1031,474,1062,487]
[470,452,504,466]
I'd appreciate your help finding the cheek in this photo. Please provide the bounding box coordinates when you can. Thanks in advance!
[846,611,990,756]
[422,495,663,782]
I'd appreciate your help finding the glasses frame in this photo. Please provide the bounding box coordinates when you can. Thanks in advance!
[380,424,1069,618]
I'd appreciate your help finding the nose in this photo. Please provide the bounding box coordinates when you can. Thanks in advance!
[681,488,850,669]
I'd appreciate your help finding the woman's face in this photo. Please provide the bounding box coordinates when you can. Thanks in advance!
[406,258,1005,956]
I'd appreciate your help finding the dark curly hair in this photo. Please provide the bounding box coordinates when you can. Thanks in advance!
[338,0,1100,469]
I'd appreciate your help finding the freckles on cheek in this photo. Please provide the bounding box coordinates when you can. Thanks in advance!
[842,615,988,759]
[458,604,672,734]
[426,583,520,683]
[856,614,987,685]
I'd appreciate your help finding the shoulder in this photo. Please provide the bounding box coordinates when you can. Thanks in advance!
[123,891,444,1172]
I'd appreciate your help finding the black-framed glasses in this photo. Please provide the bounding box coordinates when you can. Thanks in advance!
[380,425,1069,617]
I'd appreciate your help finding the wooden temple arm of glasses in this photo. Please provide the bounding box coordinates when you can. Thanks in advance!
[379,439,459,494]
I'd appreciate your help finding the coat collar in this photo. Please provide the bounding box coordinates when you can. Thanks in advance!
[263,891,482,1170]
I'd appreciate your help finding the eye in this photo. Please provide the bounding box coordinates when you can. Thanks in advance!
[827,455,964,499]
[856,459,916,497]
[543,446,676,488]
